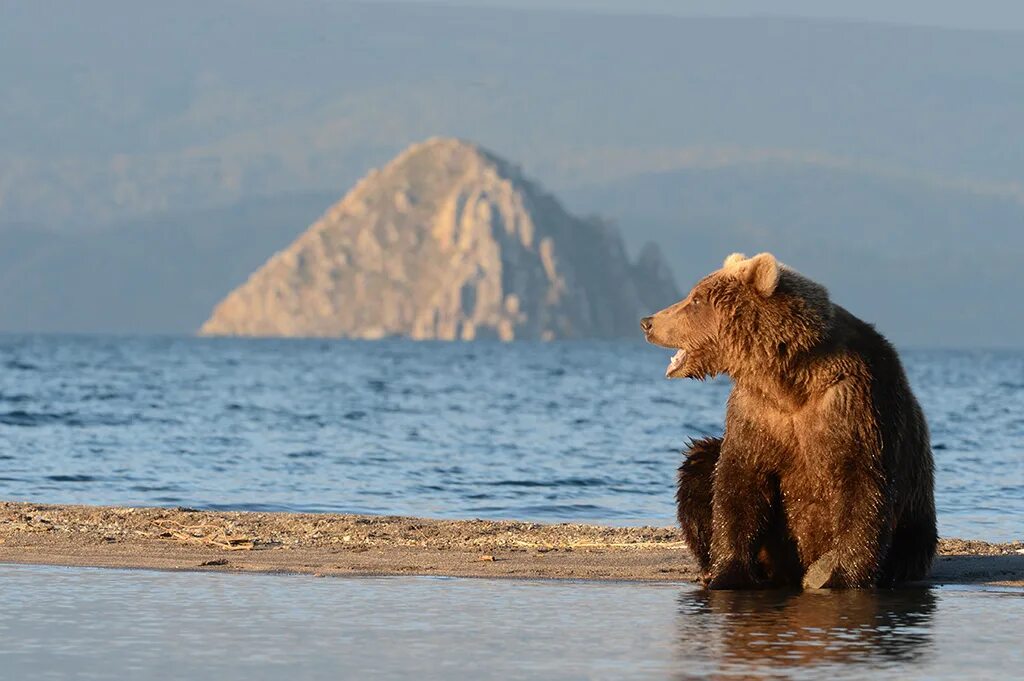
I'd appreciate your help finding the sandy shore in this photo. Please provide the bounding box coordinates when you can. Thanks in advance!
[1,501,1022,586]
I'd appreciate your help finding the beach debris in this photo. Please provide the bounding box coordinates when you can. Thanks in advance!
[507,537,688,551]
[199,559,229,566]
[477,554,497,562]
[149,519,255,551]
[2,518,51,533]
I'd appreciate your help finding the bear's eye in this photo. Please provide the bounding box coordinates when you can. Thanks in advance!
[691,296,701,307]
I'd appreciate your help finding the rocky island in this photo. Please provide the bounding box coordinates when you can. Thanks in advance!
[200,138,679,339]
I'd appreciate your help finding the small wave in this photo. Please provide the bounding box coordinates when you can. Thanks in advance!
[468,503,616,518]
[4,360,38,371]
[129,485,182,493]
[486,477,610,488]
[0,410,73,427]
[286,450,324,459]
[411,484,446,493]
[45,474,99,483]
[82,392,121,402]
[0,410,173,428]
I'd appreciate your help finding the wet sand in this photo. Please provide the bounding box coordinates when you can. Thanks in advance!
[1,502,1021,586]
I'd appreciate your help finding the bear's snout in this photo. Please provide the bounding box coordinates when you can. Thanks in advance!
[640,317,653,333]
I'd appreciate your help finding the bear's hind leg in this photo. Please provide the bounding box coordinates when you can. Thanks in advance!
[879,521,938,586]
[677,437,721,576]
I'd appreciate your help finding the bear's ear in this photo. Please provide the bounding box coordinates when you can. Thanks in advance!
[723,252,747,269]
[746,252,780,296]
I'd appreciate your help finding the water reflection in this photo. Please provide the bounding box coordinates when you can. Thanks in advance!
[3,566,1022,680]
[675,588,936,678]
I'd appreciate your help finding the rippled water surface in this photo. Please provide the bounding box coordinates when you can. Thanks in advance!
[0,336,1021,540]
[1,565,1022,680]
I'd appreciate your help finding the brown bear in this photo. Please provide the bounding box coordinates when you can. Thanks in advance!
[640,252,936,589]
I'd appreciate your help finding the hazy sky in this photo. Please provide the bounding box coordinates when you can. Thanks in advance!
[386,0,1024,31]
[4,0,1023,344]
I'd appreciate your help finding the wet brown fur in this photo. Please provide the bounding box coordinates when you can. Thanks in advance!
[646,253,937,589]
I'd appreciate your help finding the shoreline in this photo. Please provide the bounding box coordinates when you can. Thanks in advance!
[2,502,1022,586]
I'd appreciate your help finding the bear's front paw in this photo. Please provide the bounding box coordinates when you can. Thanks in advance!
[706,560,759,590]
[802,551,841,590]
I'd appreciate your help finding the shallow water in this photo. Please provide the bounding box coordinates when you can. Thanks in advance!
[1,565,1021,680]
[0,336,1021,540]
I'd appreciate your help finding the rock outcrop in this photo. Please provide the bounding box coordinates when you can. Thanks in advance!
[200,138,679,340]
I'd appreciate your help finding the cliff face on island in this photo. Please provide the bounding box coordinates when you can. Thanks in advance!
[200,138,679,340]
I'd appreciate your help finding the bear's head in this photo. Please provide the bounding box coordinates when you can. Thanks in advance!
[640,252,833,379]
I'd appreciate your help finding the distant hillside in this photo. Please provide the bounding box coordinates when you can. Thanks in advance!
[0,195,330,333]
[3,152,1023,346]
[200,138,679,340]
[565,162,1024,348]
[3,3,1024,229]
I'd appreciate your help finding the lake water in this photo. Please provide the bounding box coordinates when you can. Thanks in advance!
[1,564,1022,680]
[0,336,1022,541]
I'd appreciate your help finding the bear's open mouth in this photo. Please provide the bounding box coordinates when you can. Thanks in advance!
[666,349,687,378]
